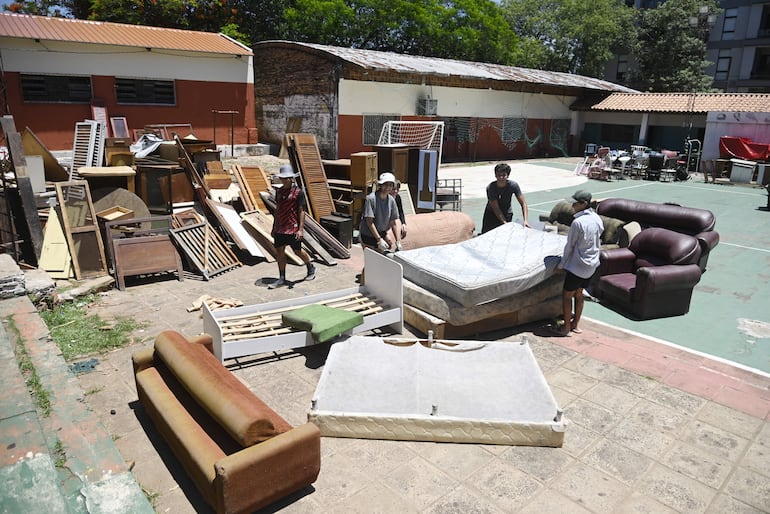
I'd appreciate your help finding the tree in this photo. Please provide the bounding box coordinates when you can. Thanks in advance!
[283,0,519,64]
[500,0,636,77]
[631,0,720,92]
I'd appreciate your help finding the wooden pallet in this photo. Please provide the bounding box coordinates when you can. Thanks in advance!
[170,222,241,279]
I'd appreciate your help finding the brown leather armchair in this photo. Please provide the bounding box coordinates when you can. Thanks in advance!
[590,227,702,320]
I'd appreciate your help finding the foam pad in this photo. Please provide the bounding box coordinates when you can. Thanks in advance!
[282,304,364,343]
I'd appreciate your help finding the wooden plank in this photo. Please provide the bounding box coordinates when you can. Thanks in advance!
[239,210,305,265]
[0,118,45,265]
[231,164,271,212]
[21,127,69,181]
[170,222,241,279]
[204,198,266,259]
[53,181,108,279]
[285,133,335,221]
[38,207,74,278]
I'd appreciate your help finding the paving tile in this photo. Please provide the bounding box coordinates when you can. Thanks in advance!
[706,493,767,514]
[339,438,419,478]
[0,412,48,468]
[583,439,653,486]
[739,440,770,479]
[517,488,593,514]
[309,452,373,508]
[713,385,770,420]
[614,491,679,513]
[548,385,577,409]
[410,442,495,481]
[551,461,632,513]
[696,401,765,439]
[500,446,574,483]
[559,423,601,459]
[580,342,633,367]
[422,483,506,514]
[470,458,542,507]
[662,441,732,489]
[607,418,676,459]
[624,398,691,435]
[562,353,615,380]
[623,353,676,381]
[527,338,576,366]
[582,382,642,414]
[601,367,659,397]
[645,383,707,415]
[380,457,459,511]
[681,420,750,462]
[637,464,717,513]
[329,481,418,513]
[724,466,770,512]
[544,367,597,396]
[565,398,623,434]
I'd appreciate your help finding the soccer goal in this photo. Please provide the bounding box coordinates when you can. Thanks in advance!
[377,121,445,163]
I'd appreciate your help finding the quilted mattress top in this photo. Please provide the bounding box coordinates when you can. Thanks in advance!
[392,222,567,307]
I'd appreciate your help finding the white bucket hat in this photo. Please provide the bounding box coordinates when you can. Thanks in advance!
[378,172,396,185]
[277,165,297,179]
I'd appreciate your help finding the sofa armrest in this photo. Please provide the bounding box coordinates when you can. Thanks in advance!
[598,248,636,275]
[696,230,720,251]
[635,264,701,295]
[213,423,321,514]
[131,347,155,375]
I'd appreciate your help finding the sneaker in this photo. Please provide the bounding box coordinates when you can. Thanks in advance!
[268,278,288,289]
[305,266,316,281]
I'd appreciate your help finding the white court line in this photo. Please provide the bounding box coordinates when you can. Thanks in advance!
[721,242,770,253]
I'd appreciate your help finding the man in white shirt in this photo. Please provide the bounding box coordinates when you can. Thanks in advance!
[554,190,604,336]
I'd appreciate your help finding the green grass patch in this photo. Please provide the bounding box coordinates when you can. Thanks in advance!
[53,439,67,468]
[40,295,146,360]
[4,316,52,417]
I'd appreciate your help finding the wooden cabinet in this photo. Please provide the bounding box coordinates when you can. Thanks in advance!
[350,152,378,190]
[373,145,416,184]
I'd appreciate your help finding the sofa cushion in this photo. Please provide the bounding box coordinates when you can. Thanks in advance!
[282,304,364,343]
[547,200,575,226]
[618,221,642,248]
[154,331,292,447]
[599,216,625,245]
[629,227,701,266]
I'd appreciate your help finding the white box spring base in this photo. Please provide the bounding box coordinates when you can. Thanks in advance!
[309,335,565,447]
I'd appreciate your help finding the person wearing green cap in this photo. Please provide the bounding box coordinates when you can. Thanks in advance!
[553,190,603,336]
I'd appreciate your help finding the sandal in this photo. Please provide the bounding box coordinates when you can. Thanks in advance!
[571,327,583,334]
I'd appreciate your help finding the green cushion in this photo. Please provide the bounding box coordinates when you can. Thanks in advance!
[282,304,364,343]
[599,216,626,245]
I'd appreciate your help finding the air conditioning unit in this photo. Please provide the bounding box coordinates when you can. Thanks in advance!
[417,98,438,116]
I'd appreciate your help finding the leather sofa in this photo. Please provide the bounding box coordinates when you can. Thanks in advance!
[132,331,321,514]
[590,227,703,320]
[595,198,719,272]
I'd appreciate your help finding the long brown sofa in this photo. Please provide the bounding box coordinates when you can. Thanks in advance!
[132,330,321,514]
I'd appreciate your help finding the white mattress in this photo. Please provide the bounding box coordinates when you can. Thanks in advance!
[392,223,567,307]
[309,335,565,446]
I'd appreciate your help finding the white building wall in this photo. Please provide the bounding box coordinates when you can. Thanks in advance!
[703,111,770,161]
[0,38,253,83]
[338,79,574,119]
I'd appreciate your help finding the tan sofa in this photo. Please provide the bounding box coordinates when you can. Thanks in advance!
[132,330,321,514]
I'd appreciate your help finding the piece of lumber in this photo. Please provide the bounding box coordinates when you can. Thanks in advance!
[240,210,302,265]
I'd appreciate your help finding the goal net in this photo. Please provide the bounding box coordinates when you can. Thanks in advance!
[377,121,445,163]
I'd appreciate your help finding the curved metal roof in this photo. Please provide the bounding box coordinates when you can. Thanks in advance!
[257,41,636,93]
[0,12,251,55]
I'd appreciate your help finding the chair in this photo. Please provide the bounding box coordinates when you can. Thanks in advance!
[588,147,612,181]
[590,227,702,320]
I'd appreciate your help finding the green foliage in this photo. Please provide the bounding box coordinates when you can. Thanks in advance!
[284,0,518,64]
[501,0,636,77]
[631,0,721,92]
[5,316,52,416]
[40,295,145,361]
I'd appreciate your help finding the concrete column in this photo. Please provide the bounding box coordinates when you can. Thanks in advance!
[639,113,649,145]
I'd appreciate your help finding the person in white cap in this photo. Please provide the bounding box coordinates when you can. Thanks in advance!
[552,189,603,336]
[357,171,401,284]
[269,164,315,288]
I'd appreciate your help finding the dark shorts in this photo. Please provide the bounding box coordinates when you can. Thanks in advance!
[274,232,302,252]
[360,230,388,247]
[563,271,590,292]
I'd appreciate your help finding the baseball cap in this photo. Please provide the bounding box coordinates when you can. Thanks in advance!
[277,165,297,179]
[569,190,592,203]
[378,172,396,185]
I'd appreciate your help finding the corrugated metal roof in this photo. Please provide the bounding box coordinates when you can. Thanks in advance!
[260,41,636,93]
[0,12,251,55]
[586,92,770,113]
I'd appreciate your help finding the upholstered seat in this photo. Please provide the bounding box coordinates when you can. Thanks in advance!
[590,227,702,320]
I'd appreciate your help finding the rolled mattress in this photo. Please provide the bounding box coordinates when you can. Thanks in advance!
[309,335,565,446]
[392,222,567,307]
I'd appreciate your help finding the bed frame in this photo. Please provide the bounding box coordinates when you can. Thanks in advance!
[202,249,403,361]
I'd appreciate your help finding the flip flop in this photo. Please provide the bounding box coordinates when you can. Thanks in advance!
[571,327,583,334]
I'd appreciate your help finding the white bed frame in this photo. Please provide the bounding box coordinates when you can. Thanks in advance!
[202,249,403,362]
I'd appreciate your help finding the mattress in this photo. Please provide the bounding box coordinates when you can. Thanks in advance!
[392,223,567,307]
[403,274,563,325]
[309,335,565,446]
